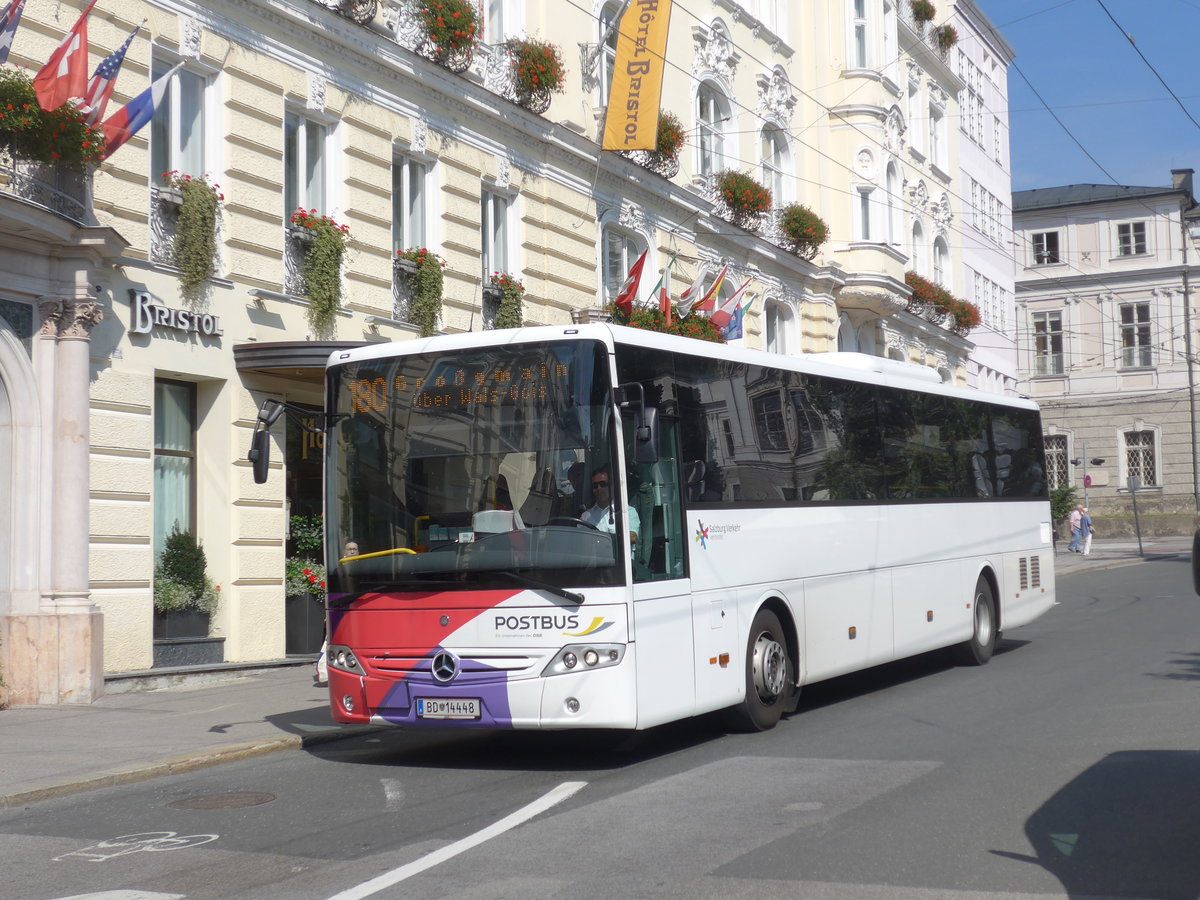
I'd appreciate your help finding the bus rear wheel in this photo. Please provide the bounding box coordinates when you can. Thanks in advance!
[952,576,996,666]
[723,608,792,732]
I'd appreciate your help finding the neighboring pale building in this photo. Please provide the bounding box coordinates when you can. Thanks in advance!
[1,0,1004,701]
[1014,170,1200,536]
[951,0,1017,394]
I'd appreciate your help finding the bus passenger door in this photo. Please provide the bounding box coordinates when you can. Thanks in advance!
[626,415,696,727]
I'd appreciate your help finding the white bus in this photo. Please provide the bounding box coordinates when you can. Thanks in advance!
[251,323,1055,731]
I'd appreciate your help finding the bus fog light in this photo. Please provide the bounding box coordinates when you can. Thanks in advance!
[542,643,626,676]
[342,695,355,712]
[565,698,580,714]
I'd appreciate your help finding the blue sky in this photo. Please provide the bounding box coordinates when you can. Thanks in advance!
[973,0,1200,191]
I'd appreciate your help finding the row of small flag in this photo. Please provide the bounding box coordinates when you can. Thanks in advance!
[613,250,754,340]
[1,0,178,160]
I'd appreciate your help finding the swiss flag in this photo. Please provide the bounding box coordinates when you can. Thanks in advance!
[613,248,647,315]
[33,0,98,111]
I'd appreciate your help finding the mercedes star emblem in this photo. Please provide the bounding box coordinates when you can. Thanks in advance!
[431,650,459,683]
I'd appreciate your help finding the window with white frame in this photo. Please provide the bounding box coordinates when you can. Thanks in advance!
[1032,310,1064,375]
[765,299,792,354]
[907,76,923,155]
[1044,433,1068,490]
[481,188,511,278]
[1032,231,1060,265]
[933,237,948,287]
[602,226,644,302]
[598,2,621,104]
[392,156,428,253]
[697,84,729,178]
[1123,429,1157,487]
[852,0,869,68]
[882,0,897,82]
[284,111,327,217]
[154,379,196,560]
[483,0,506,43]
[151,59,208,183]
[885,162,900,245]
[1117,221,1148,256]
[928,102,946,169]
[760,126,788,206]
[857,186,875,241]
[1119,301,1152,368]
[911,220,927,271]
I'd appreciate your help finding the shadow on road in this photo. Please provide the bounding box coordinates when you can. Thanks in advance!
[994,751,1200,898]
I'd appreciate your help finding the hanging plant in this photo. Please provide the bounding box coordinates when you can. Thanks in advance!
[654,110,685,161]
[606,303,725,344]
[416,0,480,72]
[489,271,525,329]
[291,208,350,337]
[777,203,829,260]
[714,169,773,229]
[163,171,222,303]
[396,246,446,337]
[0,68,104,169]
[933,24,958,50]
[952,298,981,333]
[506,37,566,114]
[910,0,936,24]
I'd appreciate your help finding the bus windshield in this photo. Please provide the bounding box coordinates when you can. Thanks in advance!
[325,339,623,600]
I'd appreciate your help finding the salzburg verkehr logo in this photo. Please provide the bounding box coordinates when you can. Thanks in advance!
[694,521,710,549]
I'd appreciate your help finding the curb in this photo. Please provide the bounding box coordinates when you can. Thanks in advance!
[0,727,380,810]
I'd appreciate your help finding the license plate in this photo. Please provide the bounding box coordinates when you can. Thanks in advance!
[416,698,481,719]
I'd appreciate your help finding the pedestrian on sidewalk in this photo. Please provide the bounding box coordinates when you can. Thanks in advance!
[1081,507,1094,556]
[1068,503,1084,552]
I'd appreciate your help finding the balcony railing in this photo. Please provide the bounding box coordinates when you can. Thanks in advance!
[0,149,91,225]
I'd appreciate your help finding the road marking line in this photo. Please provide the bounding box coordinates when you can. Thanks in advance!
[326,780,587,900]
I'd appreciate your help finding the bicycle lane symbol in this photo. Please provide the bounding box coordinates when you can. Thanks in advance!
[53,831,219,862]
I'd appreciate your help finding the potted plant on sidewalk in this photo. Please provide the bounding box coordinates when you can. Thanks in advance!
[285,513,327,654]
[153,527,223,666]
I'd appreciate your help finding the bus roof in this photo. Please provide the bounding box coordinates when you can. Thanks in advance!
[327,324,1039,411]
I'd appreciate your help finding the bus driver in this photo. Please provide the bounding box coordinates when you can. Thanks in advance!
[580,465,639,545]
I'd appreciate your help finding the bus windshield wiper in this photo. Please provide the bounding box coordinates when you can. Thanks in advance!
[495,571,584,605]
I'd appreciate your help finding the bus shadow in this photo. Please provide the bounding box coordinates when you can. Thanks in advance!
[992,751,1200,898]
[304,716,724,773]
[792,637,1027,715]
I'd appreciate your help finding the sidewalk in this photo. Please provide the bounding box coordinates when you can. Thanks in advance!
[0,661,377,809]
[0,536,1193,809]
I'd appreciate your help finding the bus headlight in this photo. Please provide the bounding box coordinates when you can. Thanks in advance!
[329,645,360,673]
[542,643,625,677]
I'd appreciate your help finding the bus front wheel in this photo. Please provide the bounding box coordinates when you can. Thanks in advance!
[723,608,792,732]
[952,576,996,666]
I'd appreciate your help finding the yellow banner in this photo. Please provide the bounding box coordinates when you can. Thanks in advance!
[601,0,673,151]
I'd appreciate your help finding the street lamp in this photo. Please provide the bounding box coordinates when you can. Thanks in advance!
[1070,443,1106,506]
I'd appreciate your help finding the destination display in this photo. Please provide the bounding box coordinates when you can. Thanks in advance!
[347,360,570,414]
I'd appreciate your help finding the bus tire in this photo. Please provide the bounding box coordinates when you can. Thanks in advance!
[952,576,996,666]
[723,608,792,732]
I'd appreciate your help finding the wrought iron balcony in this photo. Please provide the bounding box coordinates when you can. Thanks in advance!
[0,149,91,225]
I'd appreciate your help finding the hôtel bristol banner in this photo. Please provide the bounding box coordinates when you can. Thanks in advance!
[601,0,673,151]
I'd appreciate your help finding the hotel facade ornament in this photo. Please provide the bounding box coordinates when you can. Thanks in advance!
[692,20,740,84]
[308,73,327,111]
[59,300,104,340]
[756,68,796,127]
[181,16,202,59]
[38,299,64,338]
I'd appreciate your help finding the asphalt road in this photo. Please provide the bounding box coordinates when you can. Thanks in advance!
[5,556,1200,900]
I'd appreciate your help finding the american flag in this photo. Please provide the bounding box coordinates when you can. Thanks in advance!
[0,0,28,66]
[81,23,141,127]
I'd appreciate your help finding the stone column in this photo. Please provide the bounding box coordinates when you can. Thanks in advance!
[51,299,105,702]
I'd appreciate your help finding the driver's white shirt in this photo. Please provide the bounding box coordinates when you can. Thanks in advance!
[581,503,640,539]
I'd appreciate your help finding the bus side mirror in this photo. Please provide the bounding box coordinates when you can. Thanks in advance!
[247,399,285,484]
[249,428,271,484]
[634,406,659,465]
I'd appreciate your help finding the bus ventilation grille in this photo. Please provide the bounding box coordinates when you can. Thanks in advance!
[1018,556,1041,592]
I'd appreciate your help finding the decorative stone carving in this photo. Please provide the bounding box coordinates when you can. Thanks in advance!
[181,16,202,59]
[38,299,64,338]
[932,193,953,236]
[411,118,428,155]
[855,149,875,179]
[59,300,103,340]
[692,20,740,83]
[910,179,928,212]
[307,73,326,112]
[496,155,511,190]
[756,68,796,126]
[884,106,905,153]
[619,202,647,234]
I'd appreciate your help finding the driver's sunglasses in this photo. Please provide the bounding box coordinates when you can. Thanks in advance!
[592,479,608,488]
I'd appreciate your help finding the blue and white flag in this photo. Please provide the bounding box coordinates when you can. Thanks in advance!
[0,0,27,65]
